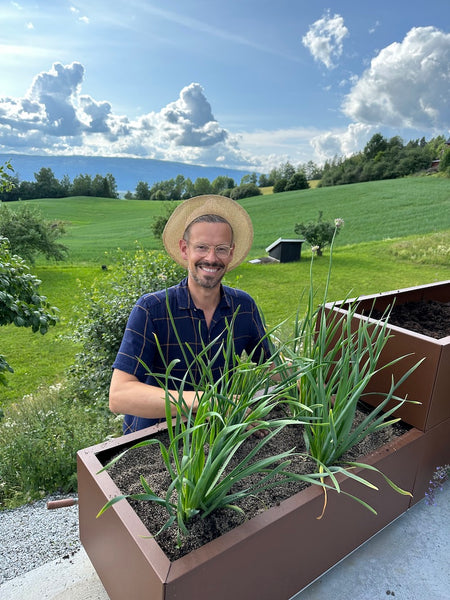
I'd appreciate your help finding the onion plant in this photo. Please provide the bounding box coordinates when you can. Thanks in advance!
[279,220,421,513]
[98,308,316,538]
[290,294,422,466]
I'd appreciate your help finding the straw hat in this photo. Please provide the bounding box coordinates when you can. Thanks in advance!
[162,194,253,270]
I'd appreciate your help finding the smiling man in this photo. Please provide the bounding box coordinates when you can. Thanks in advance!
[109,195,271,433]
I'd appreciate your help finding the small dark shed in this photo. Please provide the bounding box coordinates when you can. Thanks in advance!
[265,238,305,263]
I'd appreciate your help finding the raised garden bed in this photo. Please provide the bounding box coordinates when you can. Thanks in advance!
[78,419,425,600]
[325,281,450,432]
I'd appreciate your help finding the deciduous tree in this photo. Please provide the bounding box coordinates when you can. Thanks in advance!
[0,204,68,263]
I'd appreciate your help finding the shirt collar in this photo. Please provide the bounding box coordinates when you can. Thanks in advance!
[175,277,231,310]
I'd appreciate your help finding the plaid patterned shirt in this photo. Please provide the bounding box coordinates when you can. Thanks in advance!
[113,277,270,433]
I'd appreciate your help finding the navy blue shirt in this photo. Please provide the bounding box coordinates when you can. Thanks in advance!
[113,278,270,433]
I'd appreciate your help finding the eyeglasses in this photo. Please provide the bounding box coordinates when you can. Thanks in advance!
[188,242,233,259]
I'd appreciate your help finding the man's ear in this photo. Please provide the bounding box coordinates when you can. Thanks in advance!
[179,238,188,260]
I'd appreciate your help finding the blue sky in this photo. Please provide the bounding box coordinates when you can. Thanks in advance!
[1,0,449,172]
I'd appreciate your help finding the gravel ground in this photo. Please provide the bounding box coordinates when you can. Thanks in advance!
[0,494,81,584]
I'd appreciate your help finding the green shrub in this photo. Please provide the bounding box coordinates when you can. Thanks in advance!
[294,211,343,256]
[439,147,450,175]
[0,203,68,263]
[67,248,185,407]
[229,183,262,200]
[0,237,59,385]
[285,172,309,191]
[273,178,287,193]
[151,204,177,240]
[0,384,118,508]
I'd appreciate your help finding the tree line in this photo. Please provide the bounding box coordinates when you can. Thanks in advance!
[0,167,118,201]
[0,133,448,203]
[318,134,449,187]
[125,163,315,200]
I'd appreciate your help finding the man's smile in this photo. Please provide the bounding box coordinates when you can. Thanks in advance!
[197,262,224,273]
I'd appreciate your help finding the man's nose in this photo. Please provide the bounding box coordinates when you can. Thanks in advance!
[205,246,217,261]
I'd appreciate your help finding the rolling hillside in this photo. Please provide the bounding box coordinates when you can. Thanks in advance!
[17,176,450,263]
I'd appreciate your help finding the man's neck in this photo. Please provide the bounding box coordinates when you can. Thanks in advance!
[187,277,222,313]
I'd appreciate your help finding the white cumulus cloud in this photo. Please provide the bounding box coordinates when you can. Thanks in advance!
[302,11,349,69]
[310,123,376,162]
[310,26,450,161]
[0,63,257,168]
[343,26,450,130]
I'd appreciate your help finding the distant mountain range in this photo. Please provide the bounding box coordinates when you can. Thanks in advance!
[0,154,252,194]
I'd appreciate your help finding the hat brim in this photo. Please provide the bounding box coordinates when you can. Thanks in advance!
[162,195,253,270]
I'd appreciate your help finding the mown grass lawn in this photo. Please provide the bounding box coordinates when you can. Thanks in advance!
[2,176,449,406]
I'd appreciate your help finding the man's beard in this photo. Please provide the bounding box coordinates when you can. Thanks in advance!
[189,261,225,289]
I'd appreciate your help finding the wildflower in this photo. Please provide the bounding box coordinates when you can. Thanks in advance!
[425,464,449,506]
[311,245,320,254]
[334,218,344,229]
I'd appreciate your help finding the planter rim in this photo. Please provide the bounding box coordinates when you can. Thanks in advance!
[326,279,450,306]
[327,305,450,344]
[324,280,450,343]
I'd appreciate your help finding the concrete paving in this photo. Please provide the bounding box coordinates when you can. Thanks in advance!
[1,481,449,600]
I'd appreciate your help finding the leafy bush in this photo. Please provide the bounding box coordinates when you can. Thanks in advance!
[273,178,287,193]
[439,147,450,175]
[0,203,68,263]
[67,248,185,407]
[151,204,177,240]
[229,183,262,200]
[0,160,14,193]
[285,172,309,191]
[0,384,118,508]
[294,211,343,256]
[0,237,59,385]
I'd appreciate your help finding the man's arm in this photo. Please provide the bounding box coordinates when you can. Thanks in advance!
[109,368,199,418]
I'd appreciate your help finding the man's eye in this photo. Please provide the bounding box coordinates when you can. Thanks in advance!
[196,245,208,252]
[216,246,229,255]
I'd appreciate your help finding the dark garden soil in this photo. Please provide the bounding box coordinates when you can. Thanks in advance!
[105,404,409,562]
[371,300,450,340]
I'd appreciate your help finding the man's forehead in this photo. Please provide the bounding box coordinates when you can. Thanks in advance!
[186,221,233,237]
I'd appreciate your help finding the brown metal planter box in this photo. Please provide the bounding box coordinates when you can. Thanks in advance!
[325,280,450,432]
[78,422,426,600]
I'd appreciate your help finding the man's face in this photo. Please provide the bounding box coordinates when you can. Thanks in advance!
[179,222,234,290]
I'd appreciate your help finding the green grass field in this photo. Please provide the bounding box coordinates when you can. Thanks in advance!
[2,176,449,405]
[10,176,450,261]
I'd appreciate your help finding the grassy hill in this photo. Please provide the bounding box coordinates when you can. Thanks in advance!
[2,176,449,404]
[11,176,450,262]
